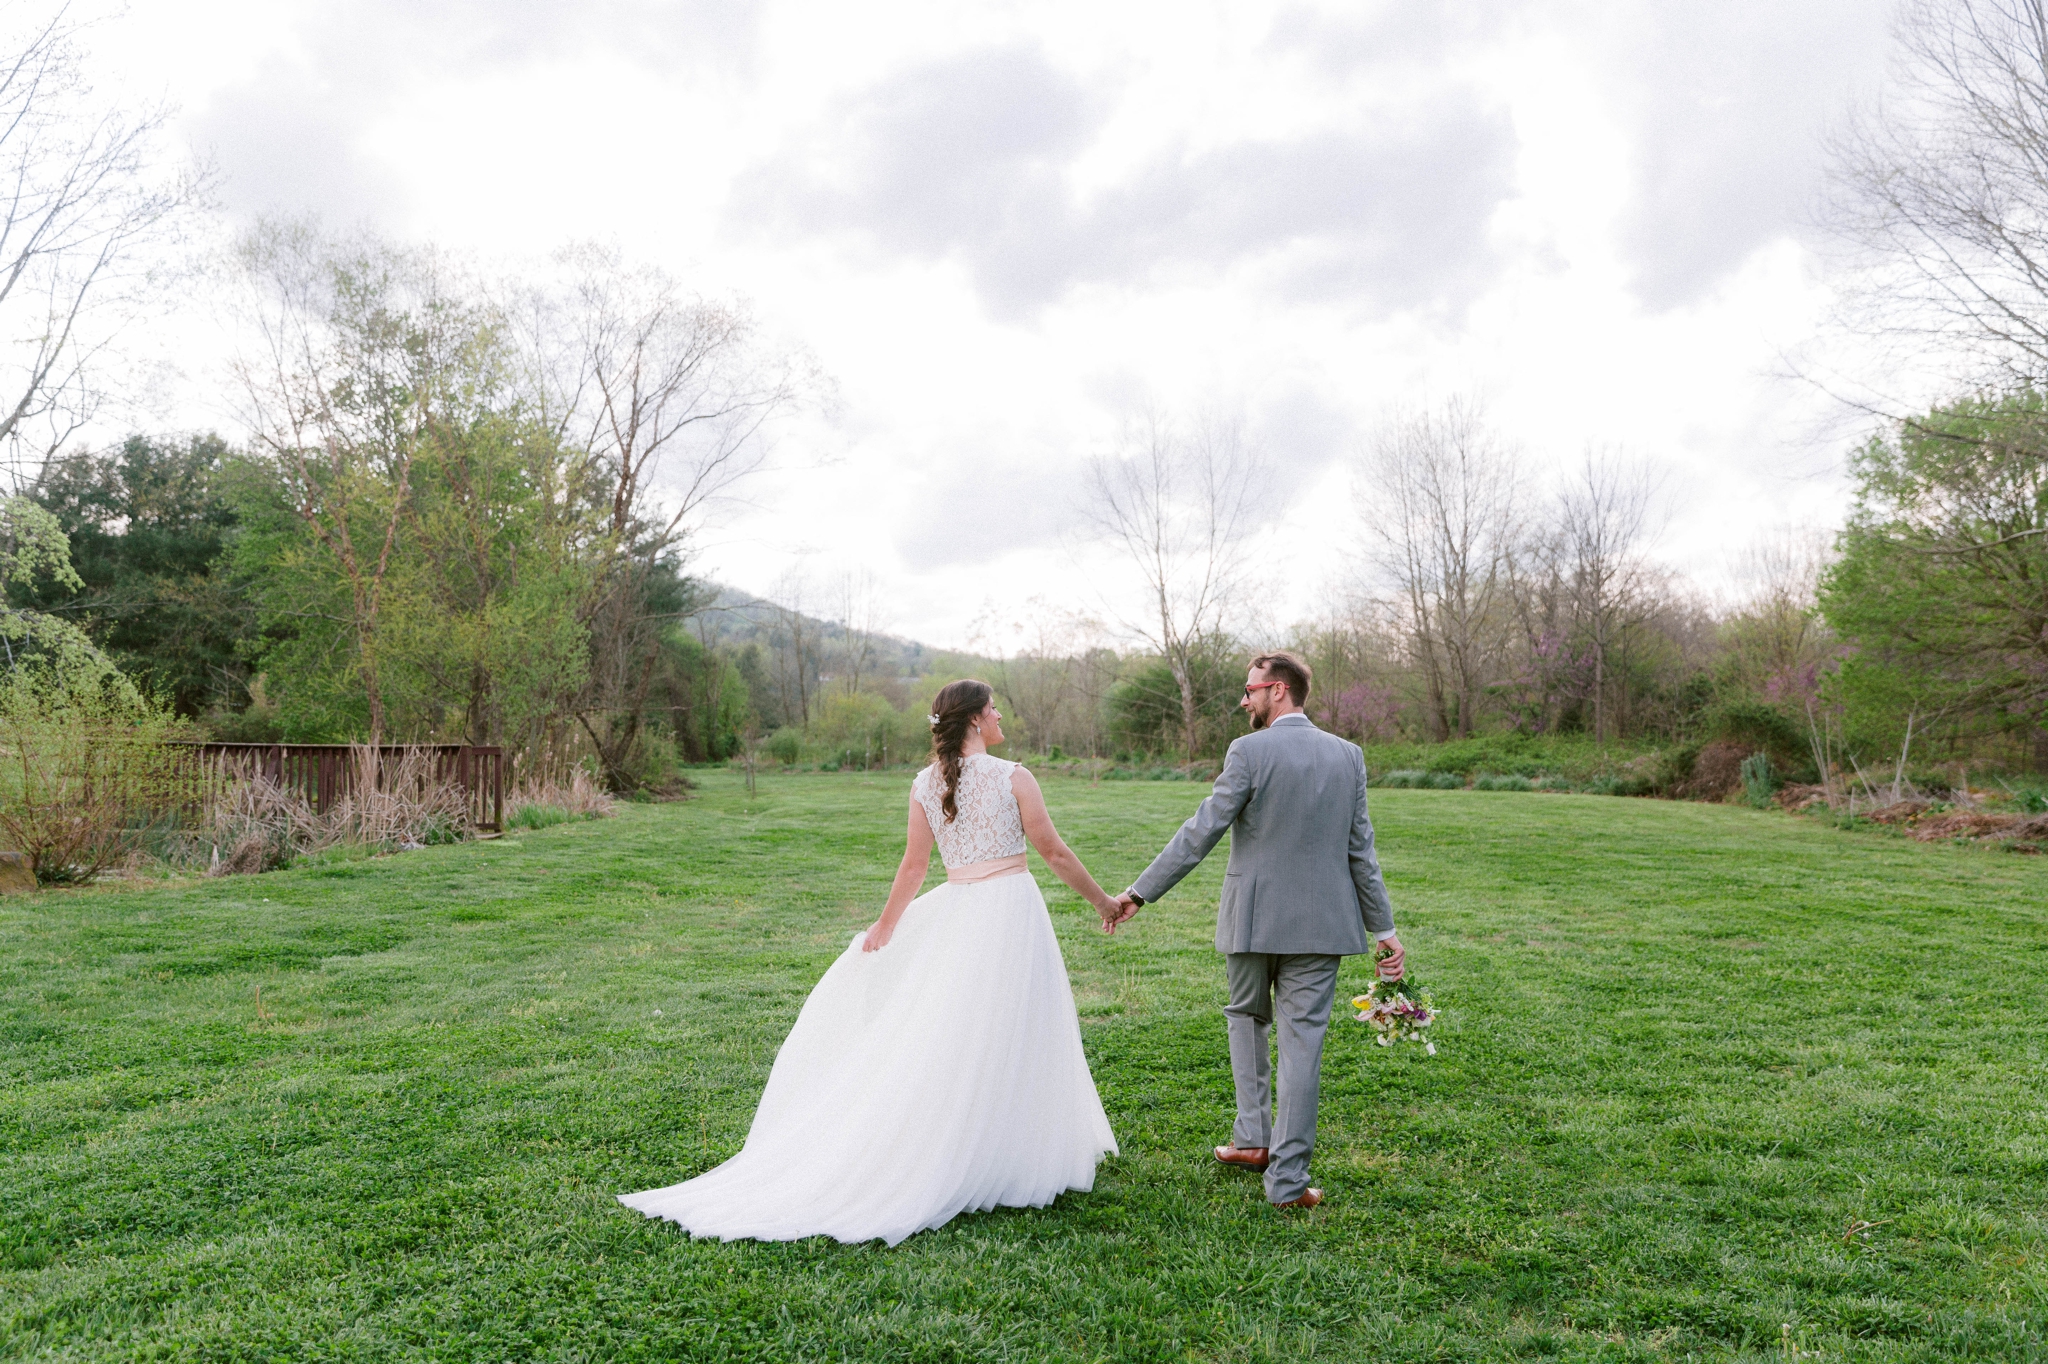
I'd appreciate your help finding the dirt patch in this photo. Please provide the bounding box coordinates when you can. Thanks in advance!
[1671,740,1754,802]
[1867,800,1933,825]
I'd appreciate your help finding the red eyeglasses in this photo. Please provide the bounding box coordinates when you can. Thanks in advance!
[1242,680,1286,699]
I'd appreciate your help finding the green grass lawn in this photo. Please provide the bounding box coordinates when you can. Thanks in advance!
[5,773,2048,1362]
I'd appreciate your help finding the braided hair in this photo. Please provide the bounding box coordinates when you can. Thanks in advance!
[927,679,994,823]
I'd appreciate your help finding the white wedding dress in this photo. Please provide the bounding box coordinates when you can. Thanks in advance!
[619,753,1118,1245]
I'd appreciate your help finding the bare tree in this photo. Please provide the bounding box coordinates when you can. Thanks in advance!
[1558,452,1662,741]
[985,598,1084,755]
[1723,526,1834,702]
[1826,0,2048,387]
[1362,398,1520,739]
[0,12,191,489]
[1084,414,1265,765]
[1070,639,1125,781]
[769,569,816,731]
[516,244,803,786]
[832,566,885,697]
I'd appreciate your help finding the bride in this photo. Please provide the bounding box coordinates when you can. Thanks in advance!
[619,679,1125,1245]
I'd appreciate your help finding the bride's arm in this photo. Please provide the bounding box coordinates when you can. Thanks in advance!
[1012,767,1122,931]
[862,796,937,952]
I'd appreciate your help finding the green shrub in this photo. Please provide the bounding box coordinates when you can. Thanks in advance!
[1740,751,1778,808]
[1361,733,1666,788]
[765,728,803,766]
[1998,781,2048,813]
[0,681,188,884]
[1472,773,1535,792]
[1707,700,1808,768]
[1376,770,1470,790]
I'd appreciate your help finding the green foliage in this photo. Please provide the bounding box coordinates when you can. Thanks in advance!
[660,629,753,762]
[0,496,144,711]
[1374,769,1467,789]
[1470,772,1534,791]
[0,675,187,883]
[1106,648,1245,756]
[1361,731,1666,785]
[811,690,917,770]
[1706,698,1810,767]
[764,726,803,766]
[0,497,84,593]
[230,400,596,749]
[1819,392,2048,757]
[1741,750,1778,808]
[5,777,2048,1358]
[17,435,248,717]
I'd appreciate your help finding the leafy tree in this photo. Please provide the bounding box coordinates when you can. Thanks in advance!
[16,434,247,715]
[1819,393,2048,764]
[659,628,752,763]
[1108,644,1245,759]
[0,496,137,705]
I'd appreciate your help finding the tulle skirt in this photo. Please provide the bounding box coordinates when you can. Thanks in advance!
[618,871,1118,1246]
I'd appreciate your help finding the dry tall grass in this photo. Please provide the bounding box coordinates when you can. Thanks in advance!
[505,768,617,830]
[204,746,479,875]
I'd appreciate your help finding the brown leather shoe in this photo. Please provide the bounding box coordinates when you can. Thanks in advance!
[1272,1188,1323,1209]
[1214,1144,1270,1171]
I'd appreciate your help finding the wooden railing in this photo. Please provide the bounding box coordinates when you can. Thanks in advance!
[176,744,506,831]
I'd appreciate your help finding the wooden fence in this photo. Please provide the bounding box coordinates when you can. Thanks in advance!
[177,744,507,831]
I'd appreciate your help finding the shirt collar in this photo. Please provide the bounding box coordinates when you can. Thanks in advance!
[1270,712,1313,727]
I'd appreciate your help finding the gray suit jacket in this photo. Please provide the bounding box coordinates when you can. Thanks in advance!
[1131,713,1396,955]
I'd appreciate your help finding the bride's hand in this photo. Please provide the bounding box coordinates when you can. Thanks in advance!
[862,917,895,952]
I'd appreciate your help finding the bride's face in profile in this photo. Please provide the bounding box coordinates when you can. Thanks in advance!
[974,703,1005,747]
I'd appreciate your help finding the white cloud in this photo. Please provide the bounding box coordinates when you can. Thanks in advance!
[78,0,1898,651]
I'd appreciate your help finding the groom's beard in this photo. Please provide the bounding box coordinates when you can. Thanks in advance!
[1248,706,1268,730]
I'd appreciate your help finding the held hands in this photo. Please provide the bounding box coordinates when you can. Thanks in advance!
[1089,891,1140,934]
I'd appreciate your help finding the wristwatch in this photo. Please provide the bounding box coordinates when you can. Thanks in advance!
[1124,889,1146,907]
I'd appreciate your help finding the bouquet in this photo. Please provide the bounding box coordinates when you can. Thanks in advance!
[1352,948,1437,1054]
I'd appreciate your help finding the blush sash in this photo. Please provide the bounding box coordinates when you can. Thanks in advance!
[946,853,1028,884]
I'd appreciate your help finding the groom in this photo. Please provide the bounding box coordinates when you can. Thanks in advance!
[1113,651,1402,1210]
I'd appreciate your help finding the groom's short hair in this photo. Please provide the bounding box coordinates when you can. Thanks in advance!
[1250,651,1311,706]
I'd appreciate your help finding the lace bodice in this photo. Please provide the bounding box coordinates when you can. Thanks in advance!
[913,754,1027,868]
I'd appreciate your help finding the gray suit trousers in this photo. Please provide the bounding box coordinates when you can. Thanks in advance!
[1224,951,1340,1203]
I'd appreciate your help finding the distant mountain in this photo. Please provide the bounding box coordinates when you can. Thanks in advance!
[682,584,965,679]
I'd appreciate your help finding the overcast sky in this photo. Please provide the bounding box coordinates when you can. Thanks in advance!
[85,0,1898,651]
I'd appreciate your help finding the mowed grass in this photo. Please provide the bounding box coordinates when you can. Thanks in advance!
[4,774,2048,1363]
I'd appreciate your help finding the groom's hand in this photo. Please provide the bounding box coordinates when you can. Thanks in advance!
[1375,935,1405,979]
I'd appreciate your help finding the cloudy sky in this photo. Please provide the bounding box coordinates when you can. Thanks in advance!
[86,0,1898,650]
